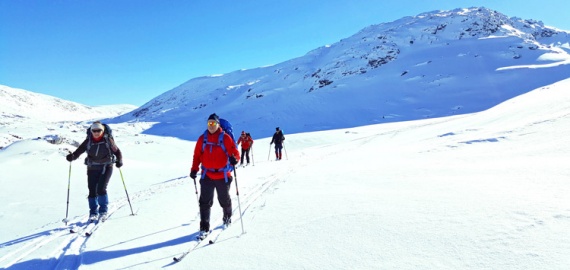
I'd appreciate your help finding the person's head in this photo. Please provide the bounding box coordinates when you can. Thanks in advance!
[241,131,246,137]
[207,113,220,134]
[91,122,105,138]
[276,127,280,131]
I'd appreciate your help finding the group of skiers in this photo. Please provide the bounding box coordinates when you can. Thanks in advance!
[64,113,285,238]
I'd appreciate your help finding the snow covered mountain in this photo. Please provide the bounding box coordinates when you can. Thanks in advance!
[0,85,137,122]
[0,85,137,149]
[2,75,569,270]
[112,7,570,140]
[2,7,570,269]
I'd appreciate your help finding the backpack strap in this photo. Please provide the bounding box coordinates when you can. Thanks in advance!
[200,130,233,183]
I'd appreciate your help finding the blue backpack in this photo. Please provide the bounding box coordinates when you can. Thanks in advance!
[219,118,237,147]
[200,118,236,182]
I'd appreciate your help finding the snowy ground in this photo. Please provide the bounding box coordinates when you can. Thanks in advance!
[1,79,570,269]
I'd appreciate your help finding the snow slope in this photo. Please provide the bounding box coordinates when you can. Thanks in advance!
[1,78,569,269]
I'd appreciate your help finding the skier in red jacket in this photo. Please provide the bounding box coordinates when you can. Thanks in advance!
[237,131,254,166]
[190,113,240,239]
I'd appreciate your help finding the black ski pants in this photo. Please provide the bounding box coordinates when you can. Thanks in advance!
[87,165,113,198]
[240,147,251,164]
[199,175,232,231]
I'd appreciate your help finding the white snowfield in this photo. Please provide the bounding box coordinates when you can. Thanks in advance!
[1,78,570,269]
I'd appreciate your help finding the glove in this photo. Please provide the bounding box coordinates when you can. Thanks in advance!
[66,153,74,162]
[190,170,198,180]
[116,160,123,168]
[229,156,238,166]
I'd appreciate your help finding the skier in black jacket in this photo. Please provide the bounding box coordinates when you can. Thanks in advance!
[66,121,123,221]
[270,127,285,160]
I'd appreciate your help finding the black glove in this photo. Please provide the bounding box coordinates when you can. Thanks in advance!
[66,153,74,162]
[229,156,238,166]
[116,160,123,168]
[190,170,198,180]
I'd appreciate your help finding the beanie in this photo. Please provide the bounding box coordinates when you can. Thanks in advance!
[208,113,219,123]
[91,122,104,131]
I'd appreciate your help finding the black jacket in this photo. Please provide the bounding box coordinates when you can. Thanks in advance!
[270,131,285,145]
[73,135,122,166]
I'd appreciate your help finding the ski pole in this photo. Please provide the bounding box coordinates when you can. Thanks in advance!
[62,156,72,225]
[268,144,272,160]
[283,143,288,160]
[191,174,200,215]
[118,168,135,216]
[251,146,255,166]
[233,168,245,234]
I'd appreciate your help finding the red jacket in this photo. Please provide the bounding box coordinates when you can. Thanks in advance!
[237,135,254,150]
[192,128,240,180]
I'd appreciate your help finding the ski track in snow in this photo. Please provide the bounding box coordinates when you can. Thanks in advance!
[0,201,126,269]
[0,163,290,269]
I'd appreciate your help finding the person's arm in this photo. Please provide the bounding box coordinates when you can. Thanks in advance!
[191,136,204,172]
[225,133,240,162]
[70,139,88,159]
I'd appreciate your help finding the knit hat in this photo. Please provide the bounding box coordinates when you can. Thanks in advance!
[276,127,280,131]
[208,113,219,123]
[91,122,104,131]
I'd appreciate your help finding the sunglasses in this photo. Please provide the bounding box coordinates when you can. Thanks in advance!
[92,129,103,133]
[207,120,218,127]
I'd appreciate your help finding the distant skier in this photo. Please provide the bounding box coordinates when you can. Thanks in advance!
[270,127,285,160]
[189,113,240,239]
[237,131,254,166]
[65,121,123,221]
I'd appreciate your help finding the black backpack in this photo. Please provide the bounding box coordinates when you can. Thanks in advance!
[85,123,116,165]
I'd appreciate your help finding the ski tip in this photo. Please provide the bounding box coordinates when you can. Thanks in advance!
[173,257,180,262]
[70,229,76,233]
[85,232,92,237]
[208,240,214,244]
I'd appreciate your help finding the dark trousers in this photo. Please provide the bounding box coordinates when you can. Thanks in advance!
[274,143,283,154]
[199,175,232,231]
[87,165,113,198]
[274,143,283,159]
[240,148,251,164]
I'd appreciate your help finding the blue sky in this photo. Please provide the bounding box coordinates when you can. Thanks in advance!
[1,0,569,106]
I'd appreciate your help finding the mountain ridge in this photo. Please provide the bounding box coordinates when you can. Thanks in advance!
[0,84,137,122]
[109,7,570,139]
[2,7,570,141]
